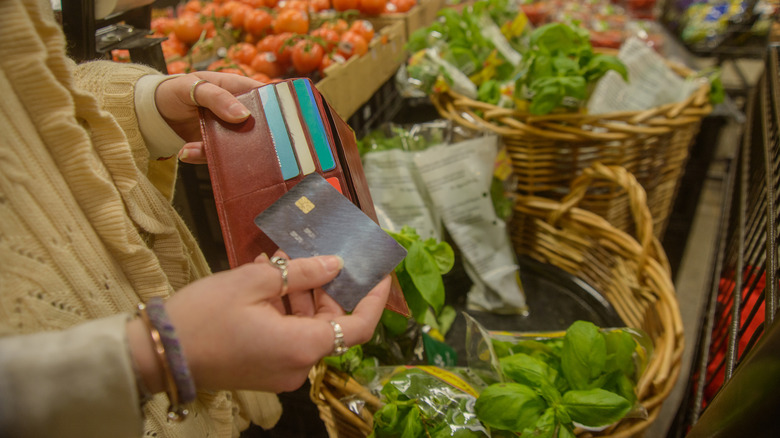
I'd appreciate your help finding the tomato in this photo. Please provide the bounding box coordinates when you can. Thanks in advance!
[358,0,385,15]
[264,0,279,7]
[151,17,176,35]
[389,0,415,13]
[173,14,204,45]
[348,20,374,44]
[245,0,266,7]
[112,49,130,62]
[250,52,285,78]
[275,33,296,67]
[251,72,272,83]
[207,58,232,71]
[229,3,252,30]
[279,0,309,11]
[227,42,259,65]
[310,27,340,52]
[318,53,345,76]
[244,9,273,37]
[321,18,349,35]
[183,0,202,14]
[209,59,253,76]
[272,8,309,35]
[256,34,281,53]
[166,60,190,75]
[332,0,359,12]
[291,40,324,75]
[338,31,368,59]
[161,33,188,58]
[217,0,242,17]
[200,3,218,17]
[310,0,331,12]
[203,19,217,39]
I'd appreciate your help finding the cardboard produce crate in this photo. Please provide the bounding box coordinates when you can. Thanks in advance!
[365,0,445,41]
[315,20,406,120]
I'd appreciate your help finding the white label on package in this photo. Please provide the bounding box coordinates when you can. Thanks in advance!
[362,148,440,240]
[414,136,527,311]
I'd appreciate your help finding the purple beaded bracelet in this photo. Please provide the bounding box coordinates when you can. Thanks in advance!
[144,298,197,418]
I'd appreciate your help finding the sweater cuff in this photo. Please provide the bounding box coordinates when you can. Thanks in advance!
[0,314,144,437]
[135,74,187,160]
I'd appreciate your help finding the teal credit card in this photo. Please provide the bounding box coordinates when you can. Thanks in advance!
[257,86,299,180]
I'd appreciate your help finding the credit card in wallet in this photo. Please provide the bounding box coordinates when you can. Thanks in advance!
[254,173,407,312]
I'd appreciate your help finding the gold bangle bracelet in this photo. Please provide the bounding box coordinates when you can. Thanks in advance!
[137,303,189,421]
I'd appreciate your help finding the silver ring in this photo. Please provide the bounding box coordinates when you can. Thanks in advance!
[329,321,348,356]
[269,256,288,296]
[189,78,208,106]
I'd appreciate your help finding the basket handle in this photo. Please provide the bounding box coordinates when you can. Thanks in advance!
[548,163,655,267]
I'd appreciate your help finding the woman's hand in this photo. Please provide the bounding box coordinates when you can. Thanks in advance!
[128,254,391,394]
[154,71,265,164]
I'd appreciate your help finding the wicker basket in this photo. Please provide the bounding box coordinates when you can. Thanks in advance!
[430,57,712,238]
[309,163,684,438]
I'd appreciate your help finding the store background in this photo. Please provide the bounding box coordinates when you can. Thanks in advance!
[53,0,778,436]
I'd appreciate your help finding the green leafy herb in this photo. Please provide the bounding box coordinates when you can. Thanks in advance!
[386,226,455,334]
[517,22,627,115]
[475,383,547,431]
[560,321,606,390]
[475,321,645,435]
[371,368,489,438]
[560,388,631,427]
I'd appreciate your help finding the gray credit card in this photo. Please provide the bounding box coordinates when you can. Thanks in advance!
[254,173,407,311]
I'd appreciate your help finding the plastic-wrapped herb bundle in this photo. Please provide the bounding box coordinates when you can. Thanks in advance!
[464,315,652,436]
[404,0,532,105]
[364,366,491,438]
[404,0,628,114]
[359,122,527,314]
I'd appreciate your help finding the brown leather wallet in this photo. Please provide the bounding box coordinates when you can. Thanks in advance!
[198,78,409,316]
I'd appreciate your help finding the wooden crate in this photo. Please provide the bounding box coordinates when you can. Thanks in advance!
[315,20,406,120]
[365,0,445,41]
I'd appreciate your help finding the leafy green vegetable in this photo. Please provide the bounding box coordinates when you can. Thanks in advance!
[372,367,489,438]
[475,321,645,435]
[387,226,454,334]
[475,383,546,431]
[560,388,631,427]
[517,23,627,115]
[560,321,606,390]
[499,353,563,392]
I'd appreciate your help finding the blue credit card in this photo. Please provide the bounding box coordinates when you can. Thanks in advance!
[257,86,299,180]
[293,79,336,172]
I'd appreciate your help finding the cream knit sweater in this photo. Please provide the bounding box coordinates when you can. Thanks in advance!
[0,0,280,436]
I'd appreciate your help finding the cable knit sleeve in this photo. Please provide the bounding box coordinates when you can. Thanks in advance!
[72,60,161,171]
[71,60,180,200]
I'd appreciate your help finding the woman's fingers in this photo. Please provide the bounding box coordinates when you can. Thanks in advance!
[178,142,206,164]
[189,78,252,123]
[248,254,344,302]
[333,276,392,345]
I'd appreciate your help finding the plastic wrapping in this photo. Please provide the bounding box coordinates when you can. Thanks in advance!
[358,365,491,437]
[464,314,652,434]
[360,122,526,314]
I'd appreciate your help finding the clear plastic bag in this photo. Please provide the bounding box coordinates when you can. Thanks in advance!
[357,365,491,437]
[464,314,653,433]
